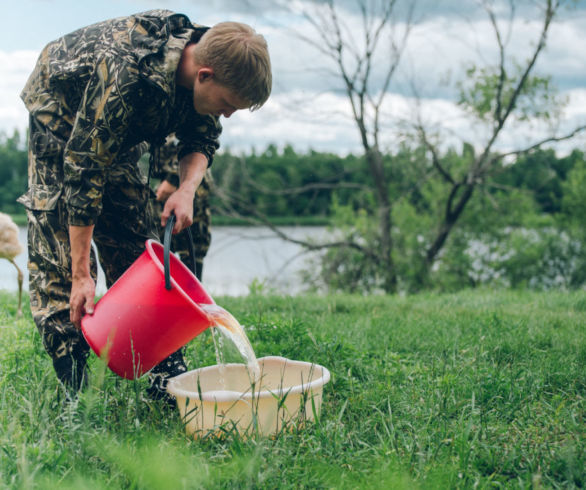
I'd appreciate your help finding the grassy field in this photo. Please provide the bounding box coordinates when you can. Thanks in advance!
[0,289,584,489]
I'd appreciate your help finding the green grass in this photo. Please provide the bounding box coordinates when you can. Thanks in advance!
[1,289,584,488]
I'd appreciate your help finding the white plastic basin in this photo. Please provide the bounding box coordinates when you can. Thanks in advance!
[166,356,331,437]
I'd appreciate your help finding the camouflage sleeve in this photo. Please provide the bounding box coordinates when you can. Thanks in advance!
[175,112,222,167]
[63,57,138,226]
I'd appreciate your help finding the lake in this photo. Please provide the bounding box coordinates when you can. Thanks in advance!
[0,226,329,297]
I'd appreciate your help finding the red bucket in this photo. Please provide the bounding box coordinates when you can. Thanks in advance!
[81,238,214,379]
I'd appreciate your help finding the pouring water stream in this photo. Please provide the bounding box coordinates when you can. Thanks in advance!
[200,303,261,388]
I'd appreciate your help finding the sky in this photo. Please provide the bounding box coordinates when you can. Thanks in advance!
[1,0,585,156]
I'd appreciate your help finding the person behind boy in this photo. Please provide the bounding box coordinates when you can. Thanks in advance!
[18,9,271,399]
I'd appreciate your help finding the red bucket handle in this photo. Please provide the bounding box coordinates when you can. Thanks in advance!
[164,212,197,290]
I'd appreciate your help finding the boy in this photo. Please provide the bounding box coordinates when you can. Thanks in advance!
[18,10,271,399]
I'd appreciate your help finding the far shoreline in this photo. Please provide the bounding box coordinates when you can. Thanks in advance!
[8,213,331,228]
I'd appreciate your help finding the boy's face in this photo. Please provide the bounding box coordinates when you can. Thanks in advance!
[193,68,250,118]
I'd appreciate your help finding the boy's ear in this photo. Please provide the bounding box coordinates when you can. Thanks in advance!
[197,67,215,83]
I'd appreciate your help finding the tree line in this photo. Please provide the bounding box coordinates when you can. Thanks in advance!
[210,143,583,223]
[6,130,579,227]
[2,128,584,292]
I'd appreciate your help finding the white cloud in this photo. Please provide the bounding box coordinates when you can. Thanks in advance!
[222,86,586,156]
[404,11,586,95]
[539,16,586,89]
[221,91,361,154]
[0,50,38,134]
[1,4,584,156]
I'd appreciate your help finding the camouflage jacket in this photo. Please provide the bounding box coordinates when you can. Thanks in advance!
[21,10,222,226]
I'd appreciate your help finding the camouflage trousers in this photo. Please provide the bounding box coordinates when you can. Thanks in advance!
[19,117,187,395]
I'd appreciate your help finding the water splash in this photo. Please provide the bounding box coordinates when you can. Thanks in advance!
[200,303,261,384]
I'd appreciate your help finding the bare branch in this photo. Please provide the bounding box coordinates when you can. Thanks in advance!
[372,2,415,148]
[246,179,368,196]
[213,185,381,260]
[417,124,455,185]
[484,1,507,123]
[472,0,559,180]
[497,124,586,159]
[411,89,456,185]
[232,154,369,195]
[495,0,557,129]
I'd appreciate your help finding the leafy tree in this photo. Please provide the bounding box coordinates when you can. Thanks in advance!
[418,0,585,286]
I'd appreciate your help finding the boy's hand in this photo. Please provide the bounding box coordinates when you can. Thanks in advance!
[70,275,95,329]
[156,180,177,202]
[161,187,194,233]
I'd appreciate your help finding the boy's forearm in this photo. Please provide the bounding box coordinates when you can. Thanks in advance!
[68,224,96,328]
[160,152,207,233]
[69,225,95,279]
[178,152,208,195]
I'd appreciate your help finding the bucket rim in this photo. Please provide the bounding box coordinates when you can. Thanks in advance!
[166,356,331,403]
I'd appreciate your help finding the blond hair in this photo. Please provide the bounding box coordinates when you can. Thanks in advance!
[193,22,272,111]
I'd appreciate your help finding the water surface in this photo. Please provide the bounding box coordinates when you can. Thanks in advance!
[0,226,327,297]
